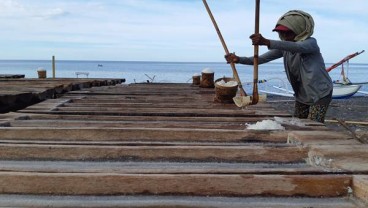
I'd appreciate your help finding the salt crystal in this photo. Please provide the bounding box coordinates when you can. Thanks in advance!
[217,80,226,85]
[224,81,238,87]
[274,116,305,127]
[216,80,238,87]
[202,68,214,74]
[246,119,285,130]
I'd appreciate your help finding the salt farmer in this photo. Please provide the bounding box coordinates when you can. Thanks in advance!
[225,10,333,123]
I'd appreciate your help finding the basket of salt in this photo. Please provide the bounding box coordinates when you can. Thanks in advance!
[192,73,201,85]
[37,67,47,79]
[200,68,215,88]
[214,77,238,103]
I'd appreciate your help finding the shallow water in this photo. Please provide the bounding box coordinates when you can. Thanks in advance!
[0,60,367,94]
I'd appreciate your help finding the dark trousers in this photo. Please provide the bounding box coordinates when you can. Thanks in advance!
[294,92,332,123]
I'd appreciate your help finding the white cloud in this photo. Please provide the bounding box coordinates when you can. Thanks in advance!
[0,0,25,16]
[0,0,366,63]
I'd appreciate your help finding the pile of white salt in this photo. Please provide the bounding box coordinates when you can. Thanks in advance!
[245,116,306,130]
[216,80,238,87]
[246,119,285,130]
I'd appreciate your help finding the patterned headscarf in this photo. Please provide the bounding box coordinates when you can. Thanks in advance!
[275,10,314,41]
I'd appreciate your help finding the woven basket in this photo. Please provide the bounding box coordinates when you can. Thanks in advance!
[37,70,47,79]
[192,75,201,85]
[214,77,238,103]
[200,72,215,88]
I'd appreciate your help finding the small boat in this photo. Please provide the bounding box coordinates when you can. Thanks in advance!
[97,64,103,67]
[260,84,362,99]
[332,84,361,99]
[326,50,365,99]
[260,85,293,97]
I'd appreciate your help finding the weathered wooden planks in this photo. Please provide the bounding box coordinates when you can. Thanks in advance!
[0,160,321,174]
[0,172,351,197]
[0,82,367,207]
[0,195,361,208]
[0,144,308,163]
[354,175,368,204]
[0,74,25,78]
[308,145,368,172]
[0,127,289,143]
[0,78,125,113]
[288,130,359,146]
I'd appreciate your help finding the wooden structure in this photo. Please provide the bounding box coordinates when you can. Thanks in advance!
[0,74,25,78]
[75,72,90,78]
[0,82,367,207]
[0,78,125,113]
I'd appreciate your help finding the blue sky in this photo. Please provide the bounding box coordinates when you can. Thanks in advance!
[0,0,367,63]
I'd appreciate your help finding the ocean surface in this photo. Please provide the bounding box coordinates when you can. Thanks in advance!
[0,60,367,95]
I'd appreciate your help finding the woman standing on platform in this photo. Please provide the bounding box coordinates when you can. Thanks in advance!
[225,10,333,123]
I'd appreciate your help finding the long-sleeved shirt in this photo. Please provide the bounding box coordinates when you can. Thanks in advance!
[238,37,333,105]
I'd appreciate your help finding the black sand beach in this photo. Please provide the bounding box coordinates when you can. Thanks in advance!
[268,95,368,143]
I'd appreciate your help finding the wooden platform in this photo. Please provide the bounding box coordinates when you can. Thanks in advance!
[0,74,25,78]
[0,82,367,207]
[0,78,125,113]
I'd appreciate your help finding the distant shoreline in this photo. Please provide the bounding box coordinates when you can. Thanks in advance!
[0,59,367,65]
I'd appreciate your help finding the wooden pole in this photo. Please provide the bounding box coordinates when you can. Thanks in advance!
[202,0,247,96]
[52,56,56,79]
[252,0,260,104]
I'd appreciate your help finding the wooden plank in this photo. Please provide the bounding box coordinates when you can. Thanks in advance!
[2,112,275,123]
[7,119,325,131]
[0,160,322,174]
[0,195,360,208]
[0,78,124,84]
[0,140,285,146]
[0,172,351,197]
[0,74,25,78]
[21,106,278,117]
[308,145,368,172]
[0,144,308,163]
[65,95,274,108]
[353,175,368,205]
[287,131,360,146]
[0,127,289,143]
[13,98,71,111]
[62,96,277,111]
[61,102,248,109]
[7,120,252,130]
[0,79,125,114]
[19,107,290,117]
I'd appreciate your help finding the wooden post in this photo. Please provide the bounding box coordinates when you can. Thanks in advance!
[52,56,56,78]
[252,0,260,105]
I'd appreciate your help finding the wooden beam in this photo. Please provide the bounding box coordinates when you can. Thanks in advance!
[308,145,368,172]
[0,127,288,143]
[0,173,351,197]
[0,160,321,174]
[353,175,368,204]
[287,131,360,146]
[0,195,360,207]
[0,144,308,163]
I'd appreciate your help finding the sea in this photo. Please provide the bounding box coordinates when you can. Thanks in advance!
[0,60,367,95]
